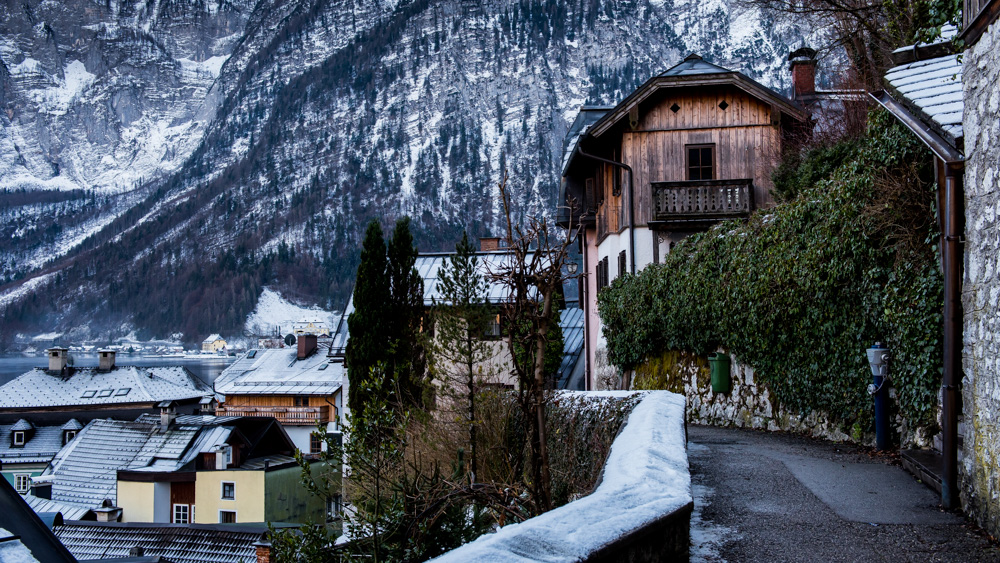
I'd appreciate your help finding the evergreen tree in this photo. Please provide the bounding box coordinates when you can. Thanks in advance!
[428,231,494,479]
[386,217,426,408]
[346,220,391,414]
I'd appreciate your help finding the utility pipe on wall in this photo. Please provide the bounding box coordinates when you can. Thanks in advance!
[574,145,636,275]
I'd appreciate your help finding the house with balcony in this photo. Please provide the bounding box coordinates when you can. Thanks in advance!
[559,53,809,390]
[214,334,345,453]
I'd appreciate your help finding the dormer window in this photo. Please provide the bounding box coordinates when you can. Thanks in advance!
[63,430,77,445]
[12,431,25,446]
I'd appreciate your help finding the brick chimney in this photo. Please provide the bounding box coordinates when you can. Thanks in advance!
[789,47,818,100]
[47,348,69,373]
[254,537,272,563]
[97,349,116,371]
[480,237,501,252]
[297,334,318,360]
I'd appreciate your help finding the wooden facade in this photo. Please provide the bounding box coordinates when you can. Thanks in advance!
[217,395,336,427]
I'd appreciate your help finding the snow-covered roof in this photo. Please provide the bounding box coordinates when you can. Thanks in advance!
[23,495,93,521]
[40,415,260,509]
[416,251,531,306]
[214,347,344,396]
[0,422,64,464]
[203,334,224,343]
[431,391,690,562]
[10,419,33,432]
[884,53,963,144]
[660,53,732,76]
[556,308,585,388]
[60,419,83,431]
[0,366,212,409]
[560,106,612,175]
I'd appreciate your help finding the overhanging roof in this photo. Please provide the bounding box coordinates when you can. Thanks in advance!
[586,54,807,139]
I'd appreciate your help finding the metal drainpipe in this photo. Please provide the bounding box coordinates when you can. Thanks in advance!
[581,229,592,391]
[575,146,636,275]
[942,164,963,509]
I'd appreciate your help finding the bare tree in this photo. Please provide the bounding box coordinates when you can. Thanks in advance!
[488,172,580,513]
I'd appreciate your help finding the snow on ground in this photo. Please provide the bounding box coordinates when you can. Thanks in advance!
[431,391,690,562]
[0,273,55,310]
[244,287,339,336]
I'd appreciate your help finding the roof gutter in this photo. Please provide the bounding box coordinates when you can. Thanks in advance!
[872,89,964,509]
[574,144,636,275]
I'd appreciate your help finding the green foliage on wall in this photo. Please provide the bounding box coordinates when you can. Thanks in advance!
[598,110,944,431]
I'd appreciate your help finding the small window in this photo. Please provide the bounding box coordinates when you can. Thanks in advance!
[318,363,329,370]
[247,350,257,358]
[14,474,30,494]
[172,504,190,524]
[618,251,627,278]
[97,389,114,398]
[597,257,610,291]
[687,144,715,180]
[219,510,237,524]
[224,447,233,466]
[12,431,25,446]
[310,433,322,454]
[115,388,131,396]
[327,494,342,520]
[294,396,309,407]
[221,482,235,500]
[81,390,97,398]
[483,314,502,339]
[64,430,77,444]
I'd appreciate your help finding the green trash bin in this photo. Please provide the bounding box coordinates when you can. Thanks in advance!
[709,352,731,394]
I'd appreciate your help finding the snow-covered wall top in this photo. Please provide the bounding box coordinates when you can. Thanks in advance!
[431,390,690,562]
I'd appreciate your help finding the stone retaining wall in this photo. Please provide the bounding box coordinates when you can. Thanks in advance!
[961,16,1000,539]
[633,350,933,448]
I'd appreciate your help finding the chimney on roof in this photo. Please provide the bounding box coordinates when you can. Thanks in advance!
[47,348,69,373]
[297,334,317,360]
[480,237,501,252]
[789,47,818,101]
[254,536,273,563]
[97,349,116,371]
[94,499,122,522]
[159,402,176,433]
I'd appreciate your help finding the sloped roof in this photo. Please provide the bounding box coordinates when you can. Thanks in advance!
[416,251,536,306]
[0,478,77,563]
[203,334,224,343]
[561,106,612,175]
[884,54,963,145]
[11,419,33,431]
[41,415,258,508]
[61,419,83,431]
[0,366,212,409]
[214,346,345,396]
[23,494,94,520]
[53,521,277,563]
[585,53,807,139]
[0,422,65,464]
[556,308,585,389]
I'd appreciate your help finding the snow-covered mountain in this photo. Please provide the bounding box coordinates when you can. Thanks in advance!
[0,0,831,344]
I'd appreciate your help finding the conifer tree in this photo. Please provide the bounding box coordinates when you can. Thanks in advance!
[428,231,494,479]
[346,220,390,413]
[386,217,426,408]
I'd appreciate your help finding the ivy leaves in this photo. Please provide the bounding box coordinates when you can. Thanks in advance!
[599,110,943,431]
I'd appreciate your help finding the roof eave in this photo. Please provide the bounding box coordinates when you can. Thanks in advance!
[870,90,964,165]
[588,73,807,138]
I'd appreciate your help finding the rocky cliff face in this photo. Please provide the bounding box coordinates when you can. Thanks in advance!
[0,0,829,343]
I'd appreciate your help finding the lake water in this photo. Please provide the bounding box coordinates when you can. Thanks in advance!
[0,354,236,387]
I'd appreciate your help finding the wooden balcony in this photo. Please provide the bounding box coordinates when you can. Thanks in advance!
[650,179,754,229]
[217,404,330,426]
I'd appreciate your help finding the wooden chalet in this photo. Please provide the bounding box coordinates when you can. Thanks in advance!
[559,53,809,390]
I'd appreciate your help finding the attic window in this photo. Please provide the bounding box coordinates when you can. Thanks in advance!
[318,364,329,371]
[81,390,97,399]
[670,103,680,113]
[719,100,729,110]
[98,389,114,398]
[64,430,77,444]
[247,350,257,358]
[13,431,25,446]
[116,388,131,396]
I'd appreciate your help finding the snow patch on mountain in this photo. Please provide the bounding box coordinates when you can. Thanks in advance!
[244,287,339,337]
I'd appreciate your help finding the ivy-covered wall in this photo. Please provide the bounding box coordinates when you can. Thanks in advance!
[599,111,944,446]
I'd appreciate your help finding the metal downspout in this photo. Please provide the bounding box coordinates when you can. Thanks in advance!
[942,164,963,509]
[575,146,636,275]
[581,229,592,391]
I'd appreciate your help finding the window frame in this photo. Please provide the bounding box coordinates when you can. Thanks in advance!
[221,481,235,500]
[219,510,237,524]
[12,431,24,446]
[14,473,30,494]
[172,503,190,524]
[310,433,322,454]
[685,144,716,181]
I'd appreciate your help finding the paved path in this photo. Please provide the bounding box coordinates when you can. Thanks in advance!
[688,425,1000,562]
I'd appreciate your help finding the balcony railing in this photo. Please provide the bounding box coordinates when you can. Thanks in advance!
[597,204,622,241]
[651,179,754,226]
[217,405,330,426]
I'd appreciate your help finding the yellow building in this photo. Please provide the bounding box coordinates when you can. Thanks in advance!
[201,334,227,353]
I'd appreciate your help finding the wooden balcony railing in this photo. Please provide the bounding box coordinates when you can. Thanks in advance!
[651,179,754,227]
[597,204,622,241]
[217,405,330,426]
